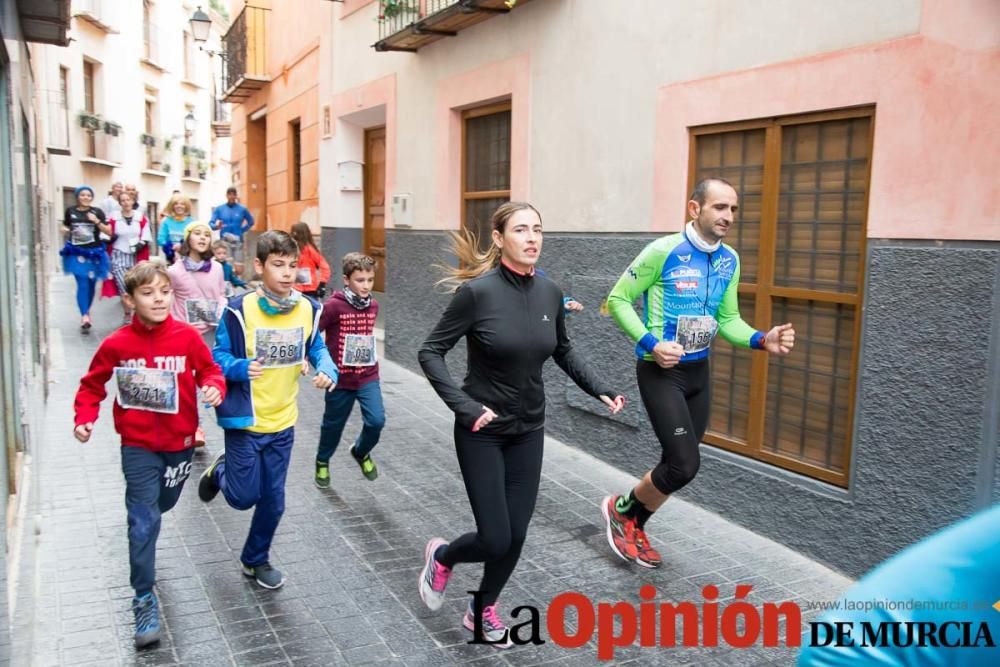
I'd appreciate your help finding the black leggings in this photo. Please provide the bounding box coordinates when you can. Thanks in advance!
[637,359,711,495]
[438,424,544,608]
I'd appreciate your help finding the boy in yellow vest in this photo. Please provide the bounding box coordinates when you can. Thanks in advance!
[199,231,338,589]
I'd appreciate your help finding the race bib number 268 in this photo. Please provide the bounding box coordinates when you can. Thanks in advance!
[254,327,305,368]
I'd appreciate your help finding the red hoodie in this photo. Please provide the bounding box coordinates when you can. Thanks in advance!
[74,315,226,452]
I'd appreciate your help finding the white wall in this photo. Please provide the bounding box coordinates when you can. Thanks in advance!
[323,0,921,232]
[37,0,233,228]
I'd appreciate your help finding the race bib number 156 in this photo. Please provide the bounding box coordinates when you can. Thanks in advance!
[255,327,305,368]
[675,315,719,354]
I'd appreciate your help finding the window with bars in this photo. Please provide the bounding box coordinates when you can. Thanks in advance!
[690,107,873,486]
[144,90,158,169]
[462,102,511,247]
[82,60,98,157]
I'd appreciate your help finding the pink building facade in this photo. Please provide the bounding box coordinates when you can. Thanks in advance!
[318,0,1000,576]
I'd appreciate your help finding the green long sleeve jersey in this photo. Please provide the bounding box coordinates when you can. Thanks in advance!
[606,229,766,362]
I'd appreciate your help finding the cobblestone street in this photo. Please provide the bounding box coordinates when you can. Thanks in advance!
[12,278,851,666]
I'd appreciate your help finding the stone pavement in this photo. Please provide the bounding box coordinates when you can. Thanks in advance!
[13,277,852,666]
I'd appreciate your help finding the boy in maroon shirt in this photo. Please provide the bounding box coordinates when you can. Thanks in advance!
[73,261,225,649]
[314,253,384,487]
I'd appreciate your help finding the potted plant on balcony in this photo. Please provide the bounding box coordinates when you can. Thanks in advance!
[377,0,418,21]
[102,120,122,137]
[163,138,173,151]
[197,161,208,179]
[78,111,102,131]
[140,133,157,148]
[162,162,172,174]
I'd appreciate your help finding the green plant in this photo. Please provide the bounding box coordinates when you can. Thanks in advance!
[163,138,173,150]
[140,133,157,148]
[162,162,172,173]
[102,120,122,136]
[378,0,417,21]
[78,111,102,130]
[197,160,208,177]
[182,145,206,159]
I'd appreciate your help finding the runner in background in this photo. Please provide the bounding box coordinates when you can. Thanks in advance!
[210,186,255,276]
[60,184,111,332]
[167,221,226,449]
[158,196,195,264]
[101,191,152,325]
[99,181,123,220]
[601,177,795,568]
[289,222,332,300]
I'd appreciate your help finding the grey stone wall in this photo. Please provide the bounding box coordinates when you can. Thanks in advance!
[320,227,364,281]
[385,230,1000,577]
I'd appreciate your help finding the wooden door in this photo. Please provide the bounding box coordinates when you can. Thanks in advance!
[247,115,267,230]
[364,127,386,292]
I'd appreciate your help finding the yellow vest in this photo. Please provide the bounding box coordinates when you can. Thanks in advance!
[242,294,315,433]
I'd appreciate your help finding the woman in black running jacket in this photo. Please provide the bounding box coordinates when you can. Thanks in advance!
[416,202,624,647]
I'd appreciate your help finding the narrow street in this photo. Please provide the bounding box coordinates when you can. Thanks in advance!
[11,277,850,666]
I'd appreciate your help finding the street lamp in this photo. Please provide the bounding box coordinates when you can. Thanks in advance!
[184,112,197,134]
[189,6,212,44]
[189,6,226,58]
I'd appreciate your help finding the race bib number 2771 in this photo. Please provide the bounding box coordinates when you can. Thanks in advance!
[115,367,179,414]
[255,327,305,368]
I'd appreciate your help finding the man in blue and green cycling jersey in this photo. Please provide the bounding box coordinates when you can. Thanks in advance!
[600,177,796,568]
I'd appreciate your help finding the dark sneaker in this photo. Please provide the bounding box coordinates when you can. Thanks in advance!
[315,460,330,489]
[463,602,513,649]
[418,538,451,611]
[242,562,285,589]
[350,446,378,481]
[132,592,161,649]
[633,527,663,569]
[602,495,638,563]
[198,451,224,502]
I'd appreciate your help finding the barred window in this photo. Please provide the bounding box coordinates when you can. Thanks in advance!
[691,107,873,486]
[462,102,511,247]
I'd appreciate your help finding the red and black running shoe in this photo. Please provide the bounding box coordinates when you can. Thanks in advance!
[601,495,639,563]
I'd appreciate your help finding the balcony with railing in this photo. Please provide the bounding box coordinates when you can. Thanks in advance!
[73,0,118,33]
[221,4,271,102]
[212,98,231,137]
[374,0,532,53]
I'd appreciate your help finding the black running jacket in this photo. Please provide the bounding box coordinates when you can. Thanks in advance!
[418,263,616,434]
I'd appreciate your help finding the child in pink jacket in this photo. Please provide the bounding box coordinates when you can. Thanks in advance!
[167,221,226,447]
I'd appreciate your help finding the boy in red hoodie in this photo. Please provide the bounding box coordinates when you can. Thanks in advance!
[314,253,384,488]
[73,261,225,649]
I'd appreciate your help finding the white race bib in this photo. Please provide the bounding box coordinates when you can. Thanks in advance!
[342,334,377,367]
[295,267,312,284]
[71,221,94,245]
[115,367,179,414]
[185,298,220,325]
[675,315,719,353]
[255,327,305,368]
